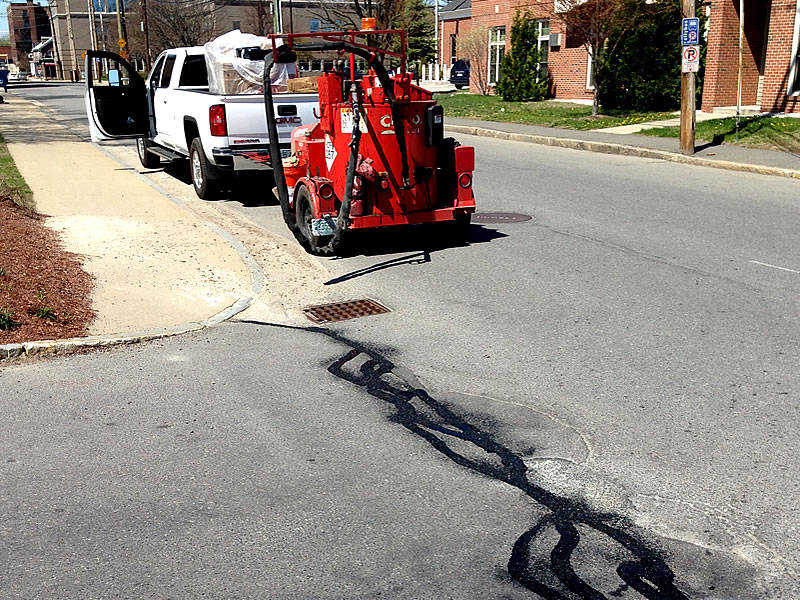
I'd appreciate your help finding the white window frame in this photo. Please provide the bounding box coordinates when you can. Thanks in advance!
[487,26,505,86]
[535,19,550,76]
[586,46,595,90]
[789,0,800,95]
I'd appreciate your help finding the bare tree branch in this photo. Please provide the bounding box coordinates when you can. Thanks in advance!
[458,25,490,95]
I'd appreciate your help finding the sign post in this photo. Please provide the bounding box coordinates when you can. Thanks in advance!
[680,6,698,155]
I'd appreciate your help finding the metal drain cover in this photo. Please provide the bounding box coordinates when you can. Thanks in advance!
[303,299,391,324]
[472,212,532,224]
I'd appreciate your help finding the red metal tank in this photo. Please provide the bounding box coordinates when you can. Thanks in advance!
[287,69,475,230]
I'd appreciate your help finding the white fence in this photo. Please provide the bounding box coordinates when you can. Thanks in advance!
[419,63,452,82]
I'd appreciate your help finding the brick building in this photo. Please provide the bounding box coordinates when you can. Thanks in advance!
[7,0,52,70]
[444,0,592,99]
[701,0,800,114]
[440,0,471,66]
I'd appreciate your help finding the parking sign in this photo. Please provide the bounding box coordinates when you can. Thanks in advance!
[682,17,700,46]
[682,45,700,73]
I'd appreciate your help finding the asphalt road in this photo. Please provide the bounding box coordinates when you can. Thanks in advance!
[3,83,800,599]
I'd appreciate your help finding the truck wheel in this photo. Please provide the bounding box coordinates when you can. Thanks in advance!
[136,137,160,169]
[190,138,221,200]
[455,84,464,90]
[294,185,342,256]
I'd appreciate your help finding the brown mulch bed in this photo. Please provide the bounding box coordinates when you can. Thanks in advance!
[0,196,94,344]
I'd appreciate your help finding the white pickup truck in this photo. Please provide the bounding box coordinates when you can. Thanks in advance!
[84,48,318,199]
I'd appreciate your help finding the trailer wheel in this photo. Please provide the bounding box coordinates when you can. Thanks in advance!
[294,185,342,256]
[136,137,160,169]
[190,138,221,200]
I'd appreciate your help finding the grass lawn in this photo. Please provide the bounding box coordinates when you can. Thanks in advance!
[640,115,800,153]
[436,93,676,131]
[0,132,32,209]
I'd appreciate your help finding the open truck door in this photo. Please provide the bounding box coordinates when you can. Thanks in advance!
[84,51,148,142]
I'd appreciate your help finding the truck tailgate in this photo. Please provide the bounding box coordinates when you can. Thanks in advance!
[223,93,318,144]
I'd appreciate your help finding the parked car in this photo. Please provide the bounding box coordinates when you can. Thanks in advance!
[9,69,27,81]
[449,60,469,90]
[84,46,318,199]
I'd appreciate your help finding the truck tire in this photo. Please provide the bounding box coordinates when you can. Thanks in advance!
[136,137,160,169]
[190,138,221,200]
[294,185,343,256]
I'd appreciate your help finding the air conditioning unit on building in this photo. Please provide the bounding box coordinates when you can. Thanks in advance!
[549,34,562,48]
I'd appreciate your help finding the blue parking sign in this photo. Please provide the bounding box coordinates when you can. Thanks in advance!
[682,17,700,46]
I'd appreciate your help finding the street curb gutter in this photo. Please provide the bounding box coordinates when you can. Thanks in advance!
[446,125,800,181]
[0,99,266,364]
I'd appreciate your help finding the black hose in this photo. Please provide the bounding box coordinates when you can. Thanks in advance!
[329,91,363,251]
[262,56,296,232]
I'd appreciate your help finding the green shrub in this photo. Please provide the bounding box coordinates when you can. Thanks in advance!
[496,11,551,102]
[597,0,705,112]
[0,307,16,330]
[33,307,57,321]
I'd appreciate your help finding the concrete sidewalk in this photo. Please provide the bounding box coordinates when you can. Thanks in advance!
[0,97,252,336]
[447,116,800,175]
[595,110,721,134]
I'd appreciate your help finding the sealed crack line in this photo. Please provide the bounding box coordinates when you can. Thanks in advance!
[235,319,774,598]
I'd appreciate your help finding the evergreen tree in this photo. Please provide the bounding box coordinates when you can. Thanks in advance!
[495,11,550,102]
[402,0,436,64]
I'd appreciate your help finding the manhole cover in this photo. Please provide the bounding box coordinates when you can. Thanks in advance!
[472,212,532,224]
[303,299,391,324]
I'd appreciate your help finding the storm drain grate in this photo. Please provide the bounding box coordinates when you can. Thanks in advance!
[472,212,532,224]
[302,299,391,324]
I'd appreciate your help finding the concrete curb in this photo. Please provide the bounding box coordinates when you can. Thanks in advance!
[446,125,800,181]
[0,98,267,363]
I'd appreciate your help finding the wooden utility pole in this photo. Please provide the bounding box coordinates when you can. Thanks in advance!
[88,0,104,78]
[64,0,79,80]
[87,0,97,52]
[141,0,151,69]
[46,0,64,78]
[680,0,696,155]
[736,0,744,134]
[114,0,127,60]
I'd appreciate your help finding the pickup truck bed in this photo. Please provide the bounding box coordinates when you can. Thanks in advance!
[84,46,318,199]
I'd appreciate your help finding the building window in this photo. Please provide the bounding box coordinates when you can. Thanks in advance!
[309,19,320,33]
[586,46,595,90]
[535,19,550,79]
[450,34,457,64]
[488,26,505,85]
